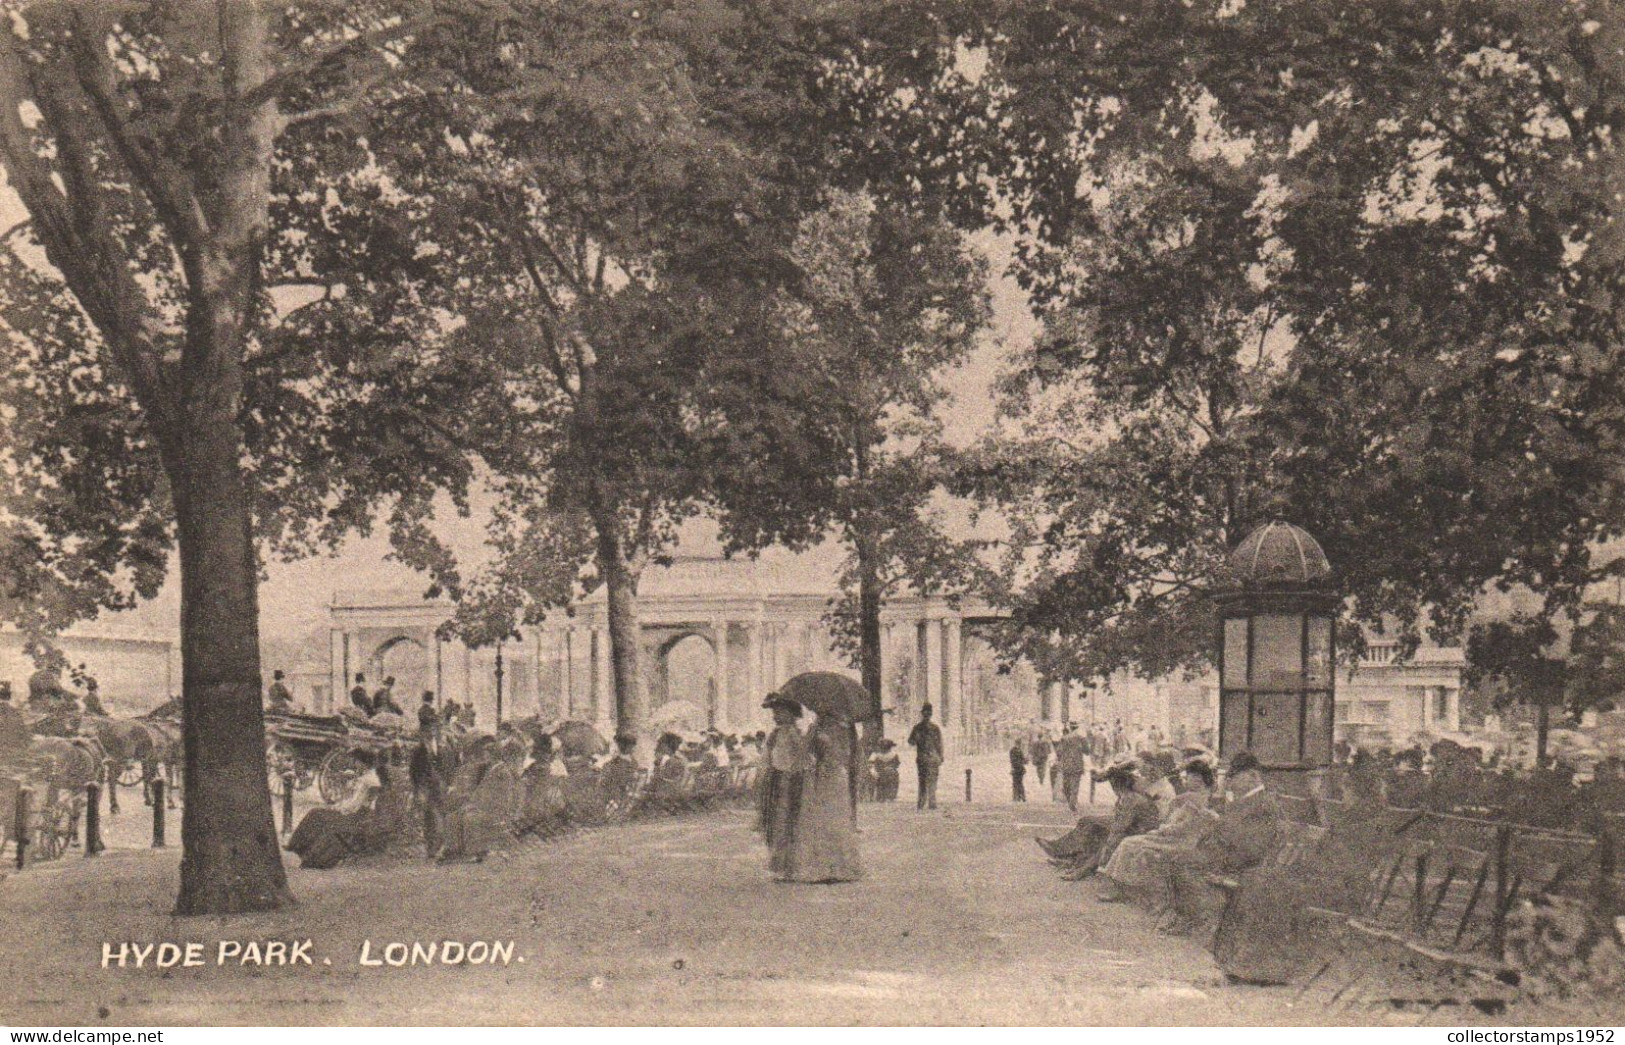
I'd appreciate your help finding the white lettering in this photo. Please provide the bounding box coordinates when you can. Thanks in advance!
[289,939,313,965]
[358,940,382,966]
[218,940,242,965]
[183,943,204,967]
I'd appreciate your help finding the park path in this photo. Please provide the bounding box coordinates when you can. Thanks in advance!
[0,792,1589,1026]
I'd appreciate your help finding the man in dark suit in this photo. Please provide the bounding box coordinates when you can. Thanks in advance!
[1009,739,1028,802]
[907,704,944,810]
[1162,751,1283,935]
[1053,724,1088,811]
[266,670,294,712]
[349,673,371,716]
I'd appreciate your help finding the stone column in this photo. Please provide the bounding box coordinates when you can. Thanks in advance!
[882,622,896,713]
[593,625,612,729]
[711,619,728,729]
[329,629,344,714]
[924,618,943,715]
[944,618,962,734]
[771,623,789,690]
[561,627,574,717]
[745,623,763,718]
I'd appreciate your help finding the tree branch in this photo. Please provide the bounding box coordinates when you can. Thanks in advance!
[243,12,434,112]
[67,10,210,273]
[0,26,175,431]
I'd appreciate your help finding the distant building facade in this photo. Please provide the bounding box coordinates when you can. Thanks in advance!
[323,554,1045,751]
[0,622,178,715]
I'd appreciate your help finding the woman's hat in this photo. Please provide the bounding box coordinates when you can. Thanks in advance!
[1229,751,1263,774]
[761,693,803,717]
[1096,756,1138,782]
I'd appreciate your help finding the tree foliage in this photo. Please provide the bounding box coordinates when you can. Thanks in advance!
[938,0,1625,683]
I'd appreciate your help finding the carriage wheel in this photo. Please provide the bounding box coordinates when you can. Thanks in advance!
[317,749,365,805]
[117,761,145,787]
[31,803,70,861]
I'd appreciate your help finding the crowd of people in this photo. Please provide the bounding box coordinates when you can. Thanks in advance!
[283,708,774,871]
[1031,745,1306,981]
[1330,737,1625,832]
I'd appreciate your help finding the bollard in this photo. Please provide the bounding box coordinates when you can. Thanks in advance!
[151,779,165,848]
[14,785,30,869]
[85,782,101,856]
[105,760,119,816]
[965,767,973,803]
[281,772,295,838]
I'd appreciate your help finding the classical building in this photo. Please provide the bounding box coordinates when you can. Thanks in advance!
[323,553,1042,751]
[0,621,178,715]
[320,550,1466,752]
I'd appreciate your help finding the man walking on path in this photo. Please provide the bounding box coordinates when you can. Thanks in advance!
[1029,733,1051,787]
[908,704,944,811]
[1009,740,1028,802]
[1054,724,1088,811]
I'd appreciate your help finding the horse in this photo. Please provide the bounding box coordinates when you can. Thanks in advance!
[88,716,181,808]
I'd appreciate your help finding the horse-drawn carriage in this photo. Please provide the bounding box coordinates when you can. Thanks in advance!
[1,735,100,863]
[265,709,408,806]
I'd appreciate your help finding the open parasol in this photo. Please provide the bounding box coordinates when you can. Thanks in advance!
[552,720,608,759]
[774,672,873,722]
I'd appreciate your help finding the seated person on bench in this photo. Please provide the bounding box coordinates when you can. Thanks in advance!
[1161,751,1283,937]
[1036,758,1159,881]
[1098,758,1219,908]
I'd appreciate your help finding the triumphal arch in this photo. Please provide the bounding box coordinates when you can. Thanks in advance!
[323,552,1052,752]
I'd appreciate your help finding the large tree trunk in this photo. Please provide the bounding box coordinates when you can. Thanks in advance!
[168,413,291,915]
[593,514,646,742]
[170,0,289,915]
[856,531,885,737]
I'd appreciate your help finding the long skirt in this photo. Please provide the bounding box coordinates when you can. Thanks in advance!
[1101,835,1193,898]
[761,769,804,879]
[441,764,521,860]
[286,788,411,870]
[780,763,861,883]
[1211,867,1325,985]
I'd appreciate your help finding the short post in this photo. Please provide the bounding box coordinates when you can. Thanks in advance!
[281,772,295,838]
[1491,822,1512,960]
[965,767,973,803]
[85,782,101,856]
[105,760,119,815]
[14,785,31,869]
[151,778,165,848]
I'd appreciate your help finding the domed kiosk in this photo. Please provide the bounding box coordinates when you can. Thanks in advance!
[1215,521,1337,773]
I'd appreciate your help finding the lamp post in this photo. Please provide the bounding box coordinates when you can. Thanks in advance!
[1216,520,1337,787]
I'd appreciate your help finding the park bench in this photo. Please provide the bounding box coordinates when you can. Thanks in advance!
[1328,808,1607,981]
[1203,793,1329,895]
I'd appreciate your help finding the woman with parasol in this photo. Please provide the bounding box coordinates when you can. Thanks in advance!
[771,673,867,883]
[758,694,809,879]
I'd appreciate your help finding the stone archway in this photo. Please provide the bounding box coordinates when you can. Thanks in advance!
[650,630,718,731]
[370,634,429,707]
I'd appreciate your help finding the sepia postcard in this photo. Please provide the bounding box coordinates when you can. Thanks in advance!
[1,0,1622,1030]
